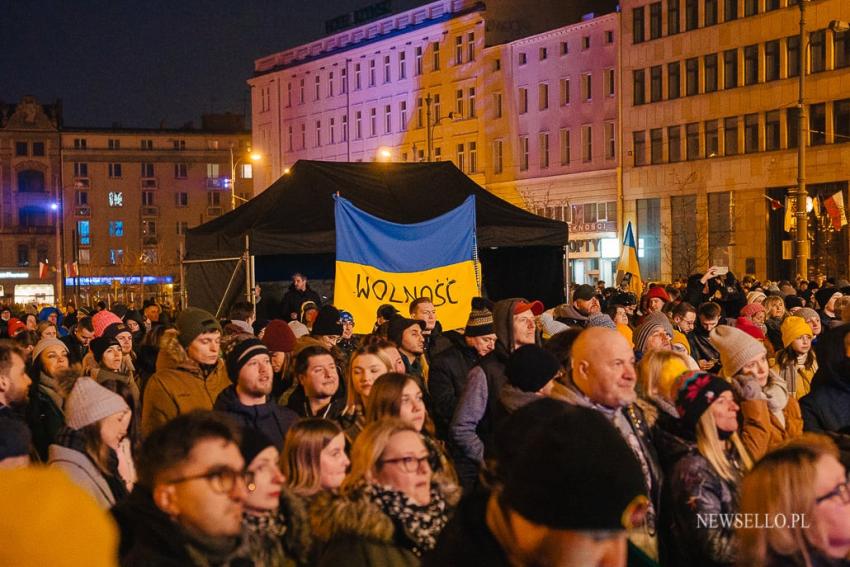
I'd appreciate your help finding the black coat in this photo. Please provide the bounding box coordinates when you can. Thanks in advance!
[214,385,299,449]
[280,285,322,321]
[61,333,88,365]
[800,359,850,433]
[428,331,480,441]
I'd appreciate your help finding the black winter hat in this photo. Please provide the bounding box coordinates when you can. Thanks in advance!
[506,345,561,392]
[102,322,131,340]
[387,316,425,347]
[311,305,343,336]
[784,294,804,311]
[498,399,649,531]
[674,371,733,433]
[123,309,144,328]
[573,284,596,301]
[90,336,121,363]
[239,427,275,466]
[226,338,270,382]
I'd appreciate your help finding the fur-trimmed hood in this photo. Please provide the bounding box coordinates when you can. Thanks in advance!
[154,328,215,375]
[310,489,396,545]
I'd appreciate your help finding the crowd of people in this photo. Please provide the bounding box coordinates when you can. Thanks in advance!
[3,269,850,566]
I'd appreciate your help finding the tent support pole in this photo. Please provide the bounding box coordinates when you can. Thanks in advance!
[244,235,255,307]
[215,257,244,319]
[563,245,570,302]
[182,256,242,264]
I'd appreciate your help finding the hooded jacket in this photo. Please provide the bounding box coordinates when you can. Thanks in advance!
[140,329,230,438]
[428,330,482,441]
[214,385,298,449]
[38,306,68,337]
[801,357,850,433]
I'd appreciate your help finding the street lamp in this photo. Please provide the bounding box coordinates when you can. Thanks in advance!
[795,0,809,279]
[424,94,461,162]
[229,147,261,210]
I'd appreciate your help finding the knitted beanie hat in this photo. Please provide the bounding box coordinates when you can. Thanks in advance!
[587,313,617,329]
[311,305,343,336]
[239,427,275,467]
[6,318,25,338]
[781,316,814,348]
[226,338,270,383]
[261,319,297,353]
[735,317,766,340]
[32,337,68,363]
[747,291,767,305]
[387,317,425,347]
[797,307,819,323]
[101,322,131,340]
[506,345,561,393]
[646,286,671,303]
[634,312,674,353]
[784,295,804,311]
[65,377,130,430]
[92,310,122,338]
[655,357,691,401]
[90,336,121,364]
[465,297,495,337]
[815,287,842,311]
[339,311,354,325]
[740,302,765,318]
[710,325,766,378]
[176,307,222,348]
[674,371,733,433]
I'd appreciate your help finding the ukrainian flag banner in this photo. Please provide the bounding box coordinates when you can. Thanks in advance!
[334,195,480,335]
[616,221,644,299]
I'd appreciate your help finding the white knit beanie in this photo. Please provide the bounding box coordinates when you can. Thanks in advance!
[32,337,68,363]
[65,378,129,430]
[710,325,767,378]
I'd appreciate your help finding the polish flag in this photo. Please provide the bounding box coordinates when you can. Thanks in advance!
[824,191,848,232]
[38,261,50,279]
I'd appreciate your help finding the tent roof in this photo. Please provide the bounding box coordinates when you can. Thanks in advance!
[186,160,567,259]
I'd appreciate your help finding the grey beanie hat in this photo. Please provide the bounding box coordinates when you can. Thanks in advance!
[32,337,69,363]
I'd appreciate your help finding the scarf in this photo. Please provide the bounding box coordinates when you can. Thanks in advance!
[242,511,288,567]
[243,510,288,538]
[39,372,65,412]
[54,426,129,501]
[181,525,249,567]
[362,483,449,557]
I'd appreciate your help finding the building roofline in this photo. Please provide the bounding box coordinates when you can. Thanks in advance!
[507,11,619,47]
[60,126,250,135]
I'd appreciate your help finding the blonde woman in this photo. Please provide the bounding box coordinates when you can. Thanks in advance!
[738,434,850,567]
[311,418,457,566]
[654,370,752,567]
[763,295,787,351]
[636,348,694,427]
[281,418,350,501]
[340,343,394,442]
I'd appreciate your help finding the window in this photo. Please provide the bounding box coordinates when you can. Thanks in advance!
[787,36,800,78]
[765,110,781,150]
[109,249,124,265]
[539,132,550,169]
[582,36,590,50]
[207,191,221,207]
[518,52,527,65]
[355,64,362,90]
[561,41,569,55]
[494,92,503,118]
[432,42,440,71]
[724,49,738,89]
[468,87,476,117]
[108,138,120,149]
[142,191,154,206]
[538,83,549,110]
[493,139,504,173]
[685,0,698,30]
[140,139,153,150]
[835,99,850,143]
[73,162,88,177]
[787,107,800,148]
[416,98,423,128]
[605,68,615,96]
[369,108,377,137]
[605,122,616,160]
[174,163,187,178]
[519,87,528,113]
[650,3,662,39]
[342,115,348,142]
[109,221,124,237]
[651,66,663,101]
[74,138,87,149]
[300,78,305,102]
[328,71,334,97]
[433,93,441,121]
[744,114,759,153]
[329,118,335,144]
[723,0,737,21]
[108,192,123,207]
[704,0,717,25]
[764,41,780,81]
[560,78,571,105]
[369,59,376,86]
[108,163,122,178]
[837,31,850,69]
[383,55,391,83]
[539,47,548,61]
[494,58,501,71]
[341,67,348,94]
[241,163,253,179]
[668,61,681,99]
[705,119,720,156]
[17,245,29,267]
[744,45,759,85]
[467,32,475,61]
[634,69,646,105]
[606,30,614,43]
[560,128,571,165]
[316,120,322,146]
[469,141,477,172]
[415,46,423,75]
[400,101,408,129]
[355,111,362,139]
[455,36,463,65]
[650,128,664,164]
[77,221,90,246]
[207,163,220,178]
[634,131,646,166]
[519,136,529,171]
[141,162,154,177]
[15,142,27,156]
[75,190,88,205]
[810,103,826,146]
[811,30,826,73]
[455,89,464,116]
[745,0,758,16]
[142,219,157,237]
[287,126,293,151]
[687,123,701,159]
[287,82,292,106]
[724,117,739,155]
[399,51,406,79]
[175,192,189,207]
[668,126,682,162]
[173,139,186,150]
[686,59,699,96]
[582,125,593,162]
[32,142,44,156]
[766,0,779,9]
[581,73,592,101]
[704,53,718,92]
[633,7,645,43]
[384,105,391,134]
[668,0,681,34]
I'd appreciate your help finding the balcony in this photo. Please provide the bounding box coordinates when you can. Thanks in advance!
[73,178,90,188]
[74,206,91,217]
[141,206,159,217]
[206,207,223,217]
[140,177,158,189]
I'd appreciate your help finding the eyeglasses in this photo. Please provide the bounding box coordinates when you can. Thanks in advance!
[816,477,850,505]
[167,465,250,495]
[379,455,431,473]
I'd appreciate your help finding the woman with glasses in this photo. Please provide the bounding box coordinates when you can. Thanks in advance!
[281,418,350,500]
[739,434,850,567]
[239,427,312,567]
[311,418,457,566]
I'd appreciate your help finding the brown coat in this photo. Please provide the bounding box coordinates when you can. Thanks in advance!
[140,329,230,438]
[738,396,804,461]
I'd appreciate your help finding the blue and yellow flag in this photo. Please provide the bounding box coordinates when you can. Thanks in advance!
[334,195,480,335]
[616,221,644,299]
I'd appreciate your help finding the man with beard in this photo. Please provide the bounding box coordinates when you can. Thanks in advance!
[554,284,600,329]
[388,316,427,378]
[215,338,298,449]
[286,345,345,419]
[61,316,94,365]
[280,272,322,322]
[0,341,31,421]
[691,302,723,373]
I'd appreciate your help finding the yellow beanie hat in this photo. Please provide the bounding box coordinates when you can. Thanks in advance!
[781,316,814,348]
[0,467,118,566]
[617,324,634,349]
[656,357,690,401]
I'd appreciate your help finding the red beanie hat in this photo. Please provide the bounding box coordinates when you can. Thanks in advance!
[92,310,122,338]
[646,286,670,303]
[261,319,297,353]
[735,316,766,340]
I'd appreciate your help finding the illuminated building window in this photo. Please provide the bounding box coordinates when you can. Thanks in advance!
[109,221,124,237]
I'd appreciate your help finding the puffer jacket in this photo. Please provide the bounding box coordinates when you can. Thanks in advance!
[140,329,230,438]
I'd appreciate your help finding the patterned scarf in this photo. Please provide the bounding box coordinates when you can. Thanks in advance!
[362,483,449,557]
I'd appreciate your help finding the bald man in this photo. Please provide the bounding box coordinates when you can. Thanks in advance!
[558,327,661,561]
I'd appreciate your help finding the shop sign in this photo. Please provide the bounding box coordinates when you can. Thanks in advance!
[0,271,31,279]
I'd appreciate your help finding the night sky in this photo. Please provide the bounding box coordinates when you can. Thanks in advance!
[0,0,423,128]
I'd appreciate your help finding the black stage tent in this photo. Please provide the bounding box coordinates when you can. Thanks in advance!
[184,160,568,317]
